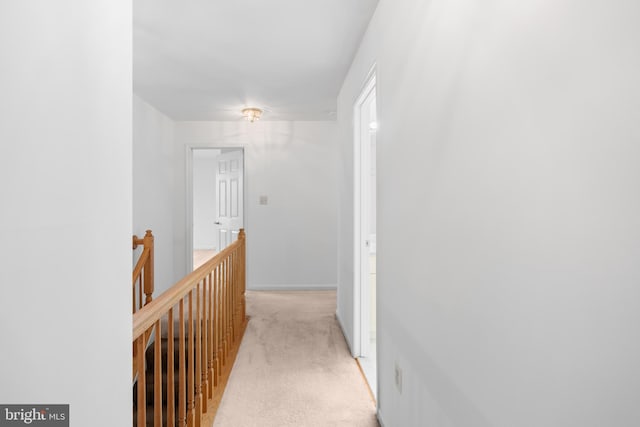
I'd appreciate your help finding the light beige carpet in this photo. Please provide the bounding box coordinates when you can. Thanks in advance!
[212,290,379,427]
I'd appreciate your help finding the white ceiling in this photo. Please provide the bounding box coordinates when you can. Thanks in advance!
[134,0,379,121]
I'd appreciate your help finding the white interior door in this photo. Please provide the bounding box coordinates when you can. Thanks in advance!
[359,88,377,358]
[193,149,221,252]
[354,71,378,399]
[215,150,244,251]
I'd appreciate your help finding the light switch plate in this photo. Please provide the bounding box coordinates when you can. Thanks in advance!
[259,195,268,205]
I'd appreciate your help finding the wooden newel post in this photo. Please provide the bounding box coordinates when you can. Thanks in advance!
[238,228,246,323]
[143,229,154,306]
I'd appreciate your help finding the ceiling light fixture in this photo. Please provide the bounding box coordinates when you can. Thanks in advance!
[242,107,262,122]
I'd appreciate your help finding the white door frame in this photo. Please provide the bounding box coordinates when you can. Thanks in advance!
[186,145,247,273]
[353,67,376,358]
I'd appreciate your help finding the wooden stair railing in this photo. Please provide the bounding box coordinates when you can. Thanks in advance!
[133,230,155,313]
[132,230,155,385]
[133,229,248,427]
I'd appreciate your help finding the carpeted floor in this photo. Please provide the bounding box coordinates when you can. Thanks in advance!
[212,290,379,427]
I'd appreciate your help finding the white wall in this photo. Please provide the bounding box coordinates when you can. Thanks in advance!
[133,95,177,295]
[0,2,131,426]
[175,121,339,290]
[193,149,220,249]
[338,1,640,426]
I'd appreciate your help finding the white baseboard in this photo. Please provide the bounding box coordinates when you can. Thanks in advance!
[377,409,387,427]
[335,311,355,356]
[247,284,337,291]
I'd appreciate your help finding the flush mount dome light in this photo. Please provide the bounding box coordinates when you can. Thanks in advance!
[242,107,262,122]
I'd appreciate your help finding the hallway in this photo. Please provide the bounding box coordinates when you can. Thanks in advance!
[4,1,640,426]
[213,291,378,427]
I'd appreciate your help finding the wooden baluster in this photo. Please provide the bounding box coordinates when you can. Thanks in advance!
[230,252,236,342]
[195,283,202,427]
[154,320,163,427]
[167,308,175,427]
[230,251,234,341]
[211,268,219,389]
[200,276,209,406]
[231,251,236,341]
[227,253,232,344]
[223,257,228,357]
[235,249,240,339]
[187,291,195,427]
[207,272,214,399]
[202,276,211,404]
[230,253,234,341]
[200,278,207,411]
[136,335,146,427]
[233,249,240,343]
[214,265,221,384]
[219,262,225,365]
[227,255,232,348]
[238,239,241,321]
[223,257,229,360]
[230,253,234,343]
[224,257,231,356]
[237,249,241,336]
[143,230,155,306]
[138,276,143,311]
[239,249,243,328]
[239,247,243,328]
[220,261,225,360]
[239,229,246,323]
[201,275,210,409]
[178,299,186,427]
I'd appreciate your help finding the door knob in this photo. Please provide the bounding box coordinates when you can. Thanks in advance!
[214,221,221,225]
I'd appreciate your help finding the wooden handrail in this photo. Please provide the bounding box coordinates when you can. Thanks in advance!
[133,229,248,427]
[133,236,240,339]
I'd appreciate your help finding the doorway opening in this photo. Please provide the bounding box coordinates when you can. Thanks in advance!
[190,147,245,270]
[354,70,377,399]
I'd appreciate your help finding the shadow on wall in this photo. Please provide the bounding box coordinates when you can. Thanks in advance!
[379,304,491,427]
